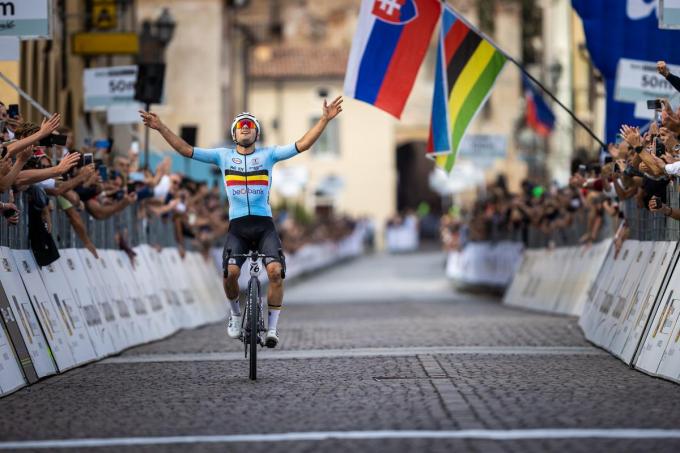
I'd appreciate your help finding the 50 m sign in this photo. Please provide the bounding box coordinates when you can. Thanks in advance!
[0,0,50,38]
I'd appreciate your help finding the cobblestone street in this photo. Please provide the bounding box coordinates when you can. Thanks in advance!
[2,252,680,453]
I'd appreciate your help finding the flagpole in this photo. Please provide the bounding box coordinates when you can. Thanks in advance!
[440,0,607,149]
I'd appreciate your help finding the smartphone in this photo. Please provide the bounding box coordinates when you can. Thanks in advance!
[655,138,666,157]
[38,134,68,147]
[604,156,613,164]
[647,99,663,110]
[651,196,662,210]
[2,207,17,218]
[7,104,19,119]
[98,165,108,182]
[82,153,94,166]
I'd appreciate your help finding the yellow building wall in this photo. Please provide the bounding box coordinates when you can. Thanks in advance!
[0,62,19,104]
[137,0,226,151]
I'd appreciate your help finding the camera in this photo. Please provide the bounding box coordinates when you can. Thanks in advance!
[647,99,663,110]
[38,134,68,147]
[624,165,644,178]
[7,104,19,119]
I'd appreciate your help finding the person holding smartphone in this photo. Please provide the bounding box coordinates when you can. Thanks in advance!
[649,196,680,220]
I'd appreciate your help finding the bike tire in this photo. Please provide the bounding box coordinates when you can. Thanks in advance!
[248,278,259,380]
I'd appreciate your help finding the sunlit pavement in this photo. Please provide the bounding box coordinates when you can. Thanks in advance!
[2,252,680,453]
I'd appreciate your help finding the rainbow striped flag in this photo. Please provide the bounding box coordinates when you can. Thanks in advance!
[426,5,507,172]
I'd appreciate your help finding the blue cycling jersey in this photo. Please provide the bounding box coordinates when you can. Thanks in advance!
[191,144,299,220]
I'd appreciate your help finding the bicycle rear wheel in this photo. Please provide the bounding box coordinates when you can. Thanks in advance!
[248,278,259,380]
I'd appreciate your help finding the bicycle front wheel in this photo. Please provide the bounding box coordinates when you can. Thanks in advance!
[248,278,259,380]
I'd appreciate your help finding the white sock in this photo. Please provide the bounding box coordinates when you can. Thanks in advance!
[268,306,281,331]
[229,297,241,316]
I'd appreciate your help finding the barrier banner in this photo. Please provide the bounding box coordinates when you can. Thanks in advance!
[0,247,56,380]
[12,249,77,372]
[447,241,523,289]
[596,242,652,350]
[503,250,538,309]
[159,249,204,328]
[0,320,26,396]
[154,249,199,329]
[77,251,127,353]
[586,241,640,347]
[185,252,226,323]
[192,251,227,322]
[130,246,179,338]
[572,240,612,316]
[105,250,162,343]
[610,242,677,361]
[90,252,145,347]
[58,249,116,357]
[36,254,99,366]
[580,243,619,337]
[620,242,676,364]
[635,244,680,377]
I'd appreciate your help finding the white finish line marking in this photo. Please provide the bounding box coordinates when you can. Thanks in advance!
[102,346,604,364]
[3,429,680,449]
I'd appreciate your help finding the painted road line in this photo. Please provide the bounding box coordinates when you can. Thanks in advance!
[102,346,604,364]
[3,429,680,449]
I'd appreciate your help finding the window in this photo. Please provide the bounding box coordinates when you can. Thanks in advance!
[310,116,339,157]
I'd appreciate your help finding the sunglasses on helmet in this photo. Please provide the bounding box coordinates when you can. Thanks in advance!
[235,119,256,130]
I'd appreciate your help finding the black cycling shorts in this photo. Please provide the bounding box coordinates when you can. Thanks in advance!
[222,215,283,269]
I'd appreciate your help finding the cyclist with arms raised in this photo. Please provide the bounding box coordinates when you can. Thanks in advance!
[139,96,343,347]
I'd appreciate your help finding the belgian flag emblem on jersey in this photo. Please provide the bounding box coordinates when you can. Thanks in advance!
[224,169,269,186]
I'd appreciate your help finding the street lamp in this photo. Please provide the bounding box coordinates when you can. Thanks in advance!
[135,8,176,169]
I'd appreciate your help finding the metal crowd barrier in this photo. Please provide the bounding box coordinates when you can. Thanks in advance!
[623,180,680,242]
[471,180,680,249]
[0,192,178,251]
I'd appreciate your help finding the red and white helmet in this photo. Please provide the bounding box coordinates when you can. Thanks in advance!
[230,112,261,143]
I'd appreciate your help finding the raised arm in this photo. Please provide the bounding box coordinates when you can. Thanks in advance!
[6,114,61,158]
[295,96,343,152]
[139,111,193,158]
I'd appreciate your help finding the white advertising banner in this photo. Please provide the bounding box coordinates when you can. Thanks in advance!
[109,250,164,343]
[84,65,137,112]
[88,252,144,348]
[660,0,680,29]
[0,0,50,38]
[0,248,56,379]
[0,321,25,396]
[77,251,126,353]
[37,256,99,366]
[58,249,116,358]
[12,250,77,372]
[615,58,680,103]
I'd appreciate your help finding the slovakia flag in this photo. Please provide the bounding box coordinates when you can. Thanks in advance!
[344,0,441,119]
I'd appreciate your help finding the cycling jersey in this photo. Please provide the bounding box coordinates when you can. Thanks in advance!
[191,144,299,220]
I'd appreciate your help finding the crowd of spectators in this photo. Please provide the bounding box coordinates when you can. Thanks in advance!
[440,61,680,256]
[0,103,360,267]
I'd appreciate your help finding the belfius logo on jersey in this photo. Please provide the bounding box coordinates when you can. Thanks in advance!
[224,169,269,187]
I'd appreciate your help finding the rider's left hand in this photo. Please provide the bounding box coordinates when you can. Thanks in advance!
[322,96,343,121]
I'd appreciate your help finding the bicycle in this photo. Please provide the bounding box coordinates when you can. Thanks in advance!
[225,249,285,381]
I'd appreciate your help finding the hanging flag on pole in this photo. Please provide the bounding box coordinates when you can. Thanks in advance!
[344,0,441,119]
[426,5,507,172]
[523,77,555,137]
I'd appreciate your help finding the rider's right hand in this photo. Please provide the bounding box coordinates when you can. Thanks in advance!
[139,111,163,131]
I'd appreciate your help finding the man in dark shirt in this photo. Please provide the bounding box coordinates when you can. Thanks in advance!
[657,61,680,93]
